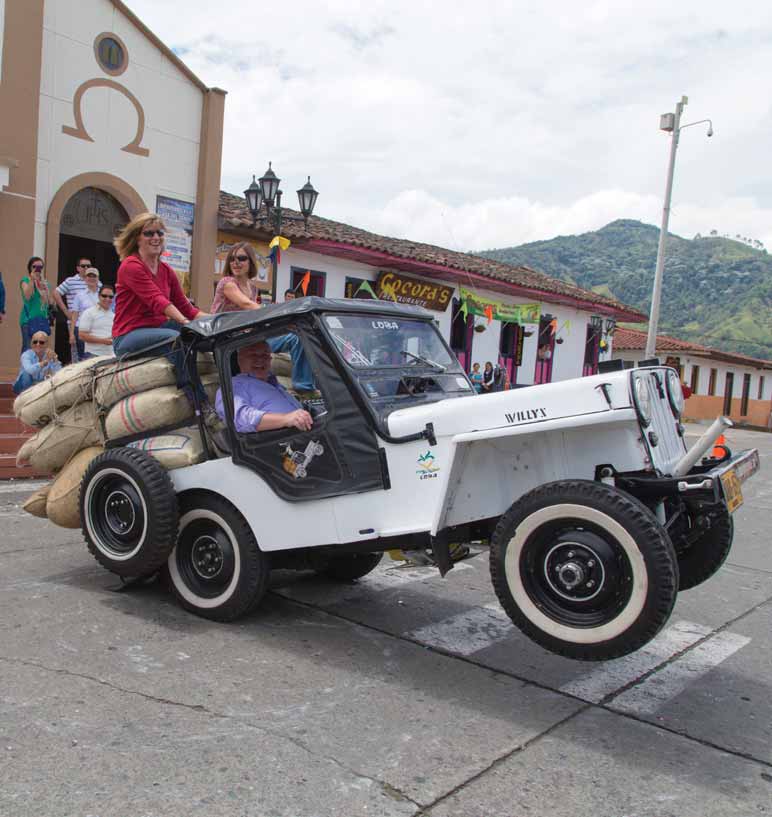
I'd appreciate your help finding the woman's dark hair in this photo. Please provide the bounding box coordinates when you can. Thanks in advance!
[224,242,260,280]
[27,256,44,273]
[484,361,493,370]
[99,284,114,296]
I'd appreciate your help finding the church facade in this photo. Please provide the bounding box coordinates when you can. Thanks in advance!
[0,0,225,372]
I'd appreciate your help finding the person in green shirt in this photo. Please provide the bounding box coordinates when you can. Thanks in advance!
[19,256,52,352]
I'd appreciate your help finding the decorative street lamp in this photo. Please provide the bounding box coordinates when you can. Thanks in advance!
[645,96,713,358]
[244,163,319,234]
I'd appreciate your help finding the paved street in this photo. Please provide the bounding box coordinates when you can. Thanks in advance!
[1,425,770,817]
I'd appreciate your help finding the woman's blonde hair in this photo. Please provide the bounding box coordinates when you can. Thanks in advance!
[114,212,166,260]
[223,242,260,280]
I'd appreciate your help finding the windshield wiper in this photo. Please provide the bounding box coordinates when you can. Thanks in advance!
[400,350,447,372]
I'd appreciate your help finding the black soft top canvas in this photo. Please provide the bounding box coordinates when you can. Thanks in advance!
[183,297,435,341]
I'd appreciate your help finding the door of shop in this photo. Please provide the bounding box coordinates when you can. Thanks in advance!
[498,322,522,386]
[55,187,127,362]
[534,314,556,384]
[723,372,734,416]
[450,297,474,372]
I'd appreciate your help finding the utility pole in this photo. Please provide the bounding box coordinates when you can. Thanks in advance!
[646,95,688,359]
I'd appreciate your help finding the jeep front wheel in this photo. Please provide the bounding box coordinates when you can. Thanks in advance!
[490,480,678,661]
[167,492,269,622]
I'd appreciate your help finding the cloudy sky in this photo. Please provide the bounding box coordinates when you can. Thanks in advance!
[132,0,772,252]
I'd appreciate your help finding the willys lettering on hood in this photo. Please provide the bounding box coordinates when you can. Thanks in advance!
[505,408,548,424]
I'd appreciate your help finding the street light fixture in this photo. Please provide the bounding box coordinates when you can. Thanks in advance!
[243,163,320,234]
[645,96,713,358]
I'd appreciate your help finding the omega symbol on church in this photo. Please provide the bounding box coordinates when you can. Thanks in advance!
[62,32,150,157]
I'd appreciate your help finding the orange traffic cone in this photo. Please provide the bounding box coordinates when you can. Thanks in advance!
[712,434,727,458]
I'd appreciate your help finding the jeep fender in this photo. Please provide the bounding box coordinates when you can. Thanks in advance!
[431,408,640,535]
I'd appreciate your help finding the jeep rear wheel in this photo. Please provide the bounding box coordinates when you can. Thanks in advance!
[80,448,178,577]
[167,492,268,622]
[490,480,678,661]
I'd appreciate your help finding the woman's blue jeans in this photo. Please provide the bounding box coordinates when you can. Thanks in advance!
[112,322,206,401]
[112,323,181,359]
[112,322,188,385]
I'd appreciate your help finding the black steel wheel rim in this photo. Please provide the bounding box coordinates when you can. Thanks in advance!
[520,521,633,627]
[176,518,236,598]
[90,474,146,557]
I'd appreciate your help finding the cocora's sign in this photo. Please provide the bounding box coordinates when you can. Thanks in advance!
[377,271,454,312]
[459,287,541,324]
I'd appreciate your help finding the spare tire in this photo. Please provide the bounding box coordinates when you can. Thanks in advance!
[80,448,178,577]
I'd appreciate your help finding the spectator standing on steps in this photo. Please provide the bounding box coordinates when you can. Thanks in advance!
[71,267,101,338]
[78,285,115,358]
[54,256,98,363]
[19,257,52,353]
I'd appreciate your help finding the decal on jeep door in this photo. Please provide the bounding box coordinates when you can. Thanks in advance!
[505,408,548,424]
[281,440,325,479]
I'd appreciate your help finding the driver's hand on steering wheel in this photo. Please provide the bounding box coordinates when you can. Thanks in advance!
[286,409,313,431]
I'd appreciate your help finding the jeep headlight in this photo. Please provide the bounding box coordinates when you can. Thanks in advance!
[665,368,684,417]
[632,373,652,426]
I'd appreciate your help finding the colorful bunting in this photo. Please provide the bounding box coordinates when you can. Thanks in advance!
[299,270,311,296]
[484,304,494,325]
[355,280,379,299]
[459,288,540,324]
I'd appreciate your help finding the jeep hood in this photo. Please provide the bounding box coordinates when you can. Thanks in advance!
[386,371,634,439]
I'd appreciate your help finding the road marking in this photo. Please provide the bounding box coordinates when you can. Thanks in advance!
[610,630,751,716]
[405,603,511,656]
[275,561,472,606]
[560,620,712,703]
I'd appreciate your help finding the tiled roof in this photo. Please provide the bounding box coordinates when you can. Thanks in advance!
[218,191,645,321]
[613,327,772,370]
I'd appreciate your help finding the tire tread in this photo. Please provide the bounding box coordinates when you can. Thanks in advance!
[490,479,678,661]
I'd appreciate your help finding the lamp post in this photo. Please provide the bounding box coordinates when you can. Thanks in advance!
[243,163,319,235]
[645,96,713,358]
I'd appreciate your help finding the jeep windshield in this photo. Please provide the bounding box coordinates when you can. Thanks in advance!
[322,312,473,417]
[323,314,456,370]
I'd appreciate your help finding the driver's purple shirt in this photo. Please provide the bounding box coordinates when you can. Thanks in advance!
[216,373,301,433]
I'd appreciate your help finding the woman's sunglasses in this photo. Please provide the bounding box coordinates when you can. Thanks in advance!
[31,265,44,271]
[231,255,250,263]
[31,340,47,345]
[142,229,165,238]
[100,294,114,299]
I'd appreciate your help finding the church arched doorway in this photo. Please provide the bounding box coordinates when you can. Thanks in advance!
[54,187,128,360]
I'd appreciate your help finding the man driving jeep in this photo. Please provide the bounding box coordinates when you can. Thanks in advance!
[215,342,313,433]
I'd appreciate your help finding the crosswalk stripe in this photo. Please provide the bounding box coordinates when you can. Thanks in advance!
[405,603,511,656]
[610,630,751,716]
[275,561,472,606]
[560,620,712,703]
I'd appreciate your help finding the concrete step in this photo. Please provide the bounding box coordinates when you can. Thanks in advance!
[0,455,50,481]
[0,416,30,435]
[0,434,31,455]
[0,383,15,399]
[0,397,14,414]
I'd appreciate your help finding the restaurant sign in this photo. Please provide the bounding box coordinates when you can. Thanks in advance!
[459,287,541,324]
[376,271,453,312]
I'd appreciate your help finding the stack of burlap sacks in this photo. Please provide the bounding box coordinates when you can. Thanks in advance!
[15,354,220,528]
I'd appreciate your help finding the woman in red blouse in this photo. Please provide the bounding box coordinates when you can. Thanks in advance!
[112,212,205,359]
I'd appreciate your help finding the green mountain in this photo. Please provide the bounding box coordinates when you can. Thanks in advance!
[479,219,772,360]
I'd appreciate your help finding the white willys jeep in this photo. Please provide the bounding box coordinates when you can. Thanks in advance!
[79,298,760,660]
